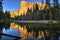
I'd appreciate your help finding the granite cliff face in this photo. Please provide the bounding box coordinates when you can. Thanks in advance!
[10,1,50,18]
[19,1,50,15]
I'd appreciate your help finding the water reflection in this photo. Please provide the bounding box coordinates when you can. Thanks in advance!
[2,28,20,40]
[0,22,60,40]
[0,22,20,40]
[10,22,60,40]
[0,23,10,40]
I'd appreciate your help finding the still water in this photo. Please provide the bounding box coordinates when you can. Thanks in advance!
[0,22,60,40]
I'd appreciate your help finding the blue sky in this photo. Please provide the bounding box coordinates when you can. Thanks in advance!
[2,0,60,12]
[2,0,44,12]
[3,0,20,12]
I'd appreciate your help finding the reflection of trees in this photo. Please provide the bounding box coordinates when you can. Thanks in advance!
[0,23,10,40]
[16,23,60,40]
[3,22,10,29]
[0,23,3,40]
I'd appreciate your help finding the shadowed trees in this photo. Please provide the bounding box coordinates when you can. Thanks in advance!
[4,11,10,19]
[0,11,10,20]
[0,0,3,19]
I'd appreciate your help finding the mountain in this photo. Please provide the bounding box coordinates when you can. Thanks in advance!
[10,1,50,18]
[19,1,50,15]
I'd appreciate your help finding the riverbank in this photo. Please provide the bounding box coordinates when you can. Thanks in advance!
[12,20,59,24]
[0,20,60,24]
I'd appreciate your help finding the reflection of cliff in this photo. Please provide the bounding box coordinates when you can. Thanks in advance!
[10,22,45,39]
[10,22,33,38]
[10,1,50,18]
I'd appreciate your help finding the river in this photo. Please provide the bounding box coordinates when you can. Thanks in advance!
[0,22,60,40]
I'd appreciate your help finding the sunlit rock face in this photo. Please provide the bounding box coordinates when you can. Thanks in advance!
[19,1,49,15]
[10,10,19,18]
[19,1,34,15]
[10,1,50,18]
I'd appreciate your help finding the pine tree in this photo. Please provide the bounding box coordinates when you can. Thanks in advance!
[46,0,50,5]
[53,0,59,8]
[0,0,3,19]
[4,11,10,19]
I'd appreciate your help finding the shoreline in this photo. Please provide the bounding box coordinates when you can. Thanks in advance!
[0,19,60,24]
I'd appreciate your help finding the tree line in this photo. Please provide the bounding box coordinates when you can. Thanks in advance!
[0,11,10,20]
